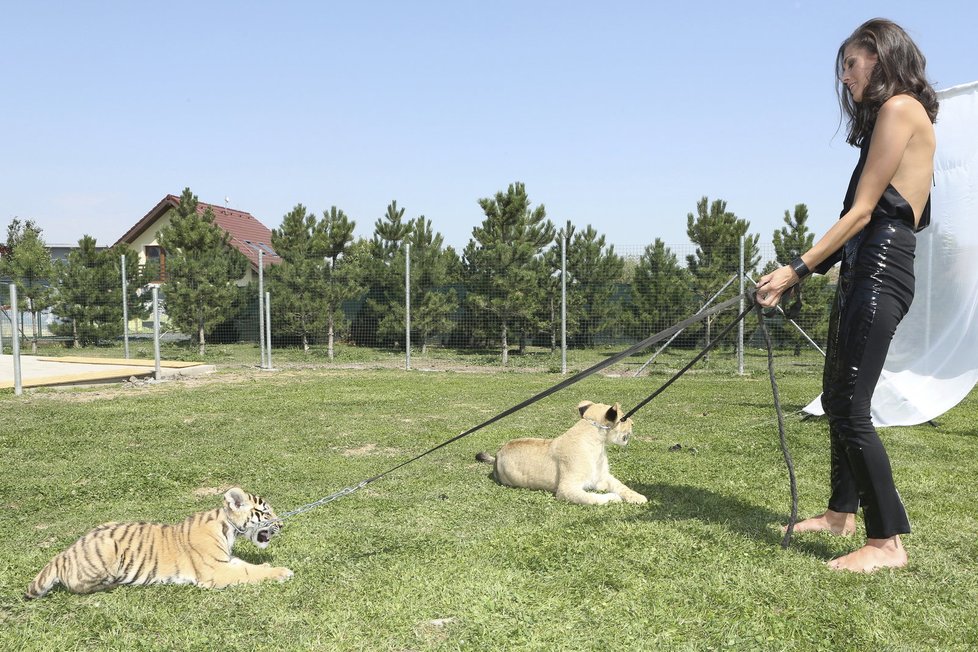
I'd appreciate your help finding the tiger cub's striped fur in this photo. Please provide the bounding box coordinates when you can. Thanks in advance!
[25,488,292,599]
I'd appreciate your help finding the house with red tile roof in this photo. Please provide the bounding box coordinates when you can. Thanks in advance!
[115,194,280,285]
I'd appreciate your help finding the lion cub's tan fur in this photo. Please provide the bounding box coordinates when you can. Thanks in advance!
[476,400,647,505]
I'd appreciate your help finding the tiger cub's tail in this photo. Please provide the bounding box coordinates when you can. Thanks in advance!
[25,558,61,600]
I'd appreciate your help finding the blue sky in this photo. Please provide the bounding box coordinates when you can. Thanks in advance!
[2,1,975,254]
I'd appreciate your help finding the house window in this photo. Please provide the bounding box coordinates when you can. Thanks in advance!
[145,245,166,282]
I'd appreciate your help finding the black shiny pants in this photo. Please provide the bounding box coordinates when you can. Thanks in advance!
[821,219,915,539]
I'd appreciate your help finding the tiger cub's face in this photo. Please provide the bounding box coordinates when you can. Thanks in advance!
[224,488,282,549]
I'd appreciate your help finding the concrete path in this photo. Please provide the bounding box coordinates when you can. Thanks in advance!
[0,355,215,389]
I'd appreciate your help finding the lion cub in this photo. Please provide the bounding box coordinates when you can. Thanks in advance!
[476,400,647,505]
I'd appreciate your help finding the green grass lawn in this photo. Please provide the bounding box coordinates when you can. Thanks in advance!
[2,364,976,651]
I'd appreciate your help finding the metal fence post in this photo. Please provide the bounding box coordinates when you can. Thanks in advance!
[561,224,567,375]
[738,235,745,375]
[405,243,411,371]
[258,250,266,369]
[264,290,273,370]
[152,285,161,381]
[121,254,130,359]
[10,284,22,395]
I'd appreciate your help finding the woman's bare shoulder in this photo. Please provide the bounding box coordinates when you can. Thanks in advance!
[879,94,929,121]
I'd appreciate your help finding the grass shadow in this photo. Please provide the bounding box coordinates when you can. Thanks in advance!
[619,481,843,560]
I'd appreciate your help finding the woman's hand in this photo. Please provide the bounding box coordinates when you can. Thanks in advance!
[755,265,800,308]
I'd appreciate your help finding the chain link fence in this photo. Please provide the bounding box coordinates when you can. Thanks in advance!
[2,241,835,378]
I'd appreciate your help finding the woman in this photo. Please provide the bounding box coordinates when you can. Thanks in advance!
[756,18,938,573]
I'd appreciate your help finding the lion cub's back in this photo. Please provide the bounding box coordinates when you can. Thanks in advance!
[493,438,559,491]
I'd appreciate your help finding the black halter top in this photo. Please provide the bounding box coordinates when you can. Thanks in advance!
[841,131,932,233]
[815,132,932,276]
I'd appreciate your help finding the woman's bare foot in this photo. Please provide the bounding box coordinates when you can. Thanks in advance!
[827,535,907,573]
[782,509,856,535]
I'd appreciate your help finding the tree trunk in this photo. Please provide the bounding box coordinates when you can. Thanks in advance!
[704,315,712,363]
[303,333,310,354]
[72,319,79,348]
[28,299,38,354]
[328,314,335,360]
[198,323,206,356]
[501,321,508,366]
[549,297,556,353]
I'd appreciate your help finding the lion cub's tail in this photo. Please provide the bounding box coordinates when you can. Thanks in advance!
[475,452,495,465]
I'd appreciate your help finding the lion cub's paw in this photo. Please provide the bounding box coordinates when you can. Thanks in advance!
[273,567,294,582]
[625,493,649,505]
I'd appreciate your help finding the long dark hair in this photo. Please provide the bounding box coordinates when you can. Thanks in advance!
[836,18,939,146]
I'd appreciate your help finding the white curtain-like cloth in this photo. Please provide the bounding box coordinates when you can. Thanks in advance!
[805,81,978,426]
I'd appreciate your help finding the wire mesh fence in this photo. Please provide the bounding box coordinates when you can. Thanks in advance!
[2,241,836,375]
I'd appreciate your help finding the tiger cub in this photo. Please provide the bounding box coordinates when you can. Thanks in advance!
[25,487,293,599]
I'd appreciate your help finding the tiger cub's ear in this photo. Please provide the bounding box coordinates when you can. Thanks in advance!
[577,400,594,418]
[224,487,248,510]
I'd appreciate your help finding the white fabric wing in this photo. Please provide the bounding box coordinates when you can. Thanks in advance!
[805,81,978,426]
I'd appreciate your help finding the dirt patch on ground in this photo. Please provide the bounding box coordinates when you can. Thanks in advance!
[340,443,400,457]
[192,485,233,499]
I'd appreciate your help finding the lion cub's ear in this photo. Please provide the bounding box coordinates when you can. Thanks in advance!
[605,403,621,423]
[577,400,594,418]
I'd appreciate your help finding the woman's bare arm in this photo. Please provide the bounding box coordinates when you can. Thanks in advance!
[756,96,923,307]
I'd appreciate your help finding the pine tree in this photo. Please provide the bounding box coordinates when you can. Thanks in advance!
[542,224,581,353]
[631,238,694,338]
[268,204,330,353]
[566,225,625,347]
[686,197,760,355]
[51,238,151,347]
[157,188,249,355]
[372,200,411,259]
[464,182,554,365]
[354,201,413,348]
[319,206,361,359]
[1,218,54,353]
[377,216,460,355]
[770,203,832,354]
[773,204,815,262]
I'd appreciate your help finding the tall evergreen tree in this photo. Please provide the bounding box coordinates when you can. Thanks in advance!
[354,201,413,348]
[1,218,54,353]
[542,224,581,352]
[686,196,760,354]
[377,216,460,355]
[769,203,832,354]
[463,182,554,365]
[630,238,694,338]
[773,204,815,261]
[320,206,361,359]
[565,225,625,347]
[157,187,249,355]
[372,200,411,259]
[51,237,150,346]
[268,204,330,353]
